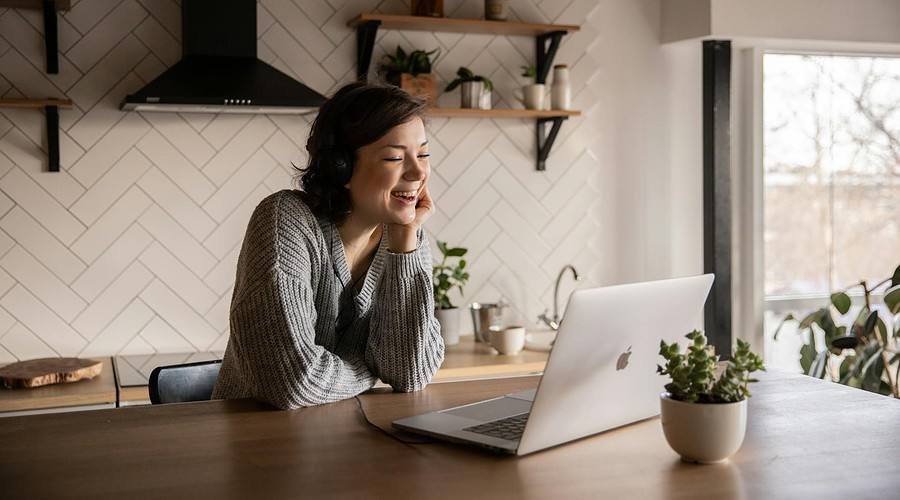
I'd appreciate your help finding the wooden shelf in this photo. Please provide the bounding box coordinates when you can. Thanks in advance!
[347,13,579,36]
[0,98,73,109]
[426,107,580,118]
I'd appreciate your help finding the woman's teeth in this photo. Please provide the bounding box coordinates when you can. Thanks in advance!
[391,190,417,201]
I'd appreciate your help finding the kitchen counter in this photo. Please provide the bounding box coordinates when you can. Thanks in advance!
[1,335,550,412]
[0,357,116,416]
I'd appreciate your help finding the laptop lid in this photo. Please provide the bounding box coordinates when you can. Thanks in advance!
[515,274,714,455]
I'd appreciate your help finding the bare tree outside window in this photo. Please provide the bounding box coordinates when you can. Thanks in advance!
[763,53,900,369]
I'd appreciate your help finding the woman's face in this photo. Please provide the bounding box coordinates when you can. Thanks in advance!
[346,117,430,226]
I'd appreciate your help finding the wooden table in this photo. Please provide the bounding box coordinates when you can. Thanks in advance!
[2,370,898,499]
[0,357,116,416]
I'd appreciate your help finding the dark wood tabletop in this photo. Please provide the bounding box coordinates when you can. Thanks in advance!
[2,371,899,500]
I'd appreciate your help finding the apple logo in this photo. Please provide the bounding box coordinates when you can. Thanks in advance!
[616,346,632,371]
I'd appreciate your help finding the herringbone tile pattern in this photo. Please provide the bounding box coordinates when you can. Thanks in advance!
[0,0,604,361]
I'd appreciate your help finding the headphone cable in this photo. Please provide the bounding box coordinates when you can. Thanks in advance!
[353,395,436,446]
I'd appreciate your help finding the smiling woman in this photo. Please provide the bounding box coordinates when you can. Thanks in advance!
[211,82,445,410]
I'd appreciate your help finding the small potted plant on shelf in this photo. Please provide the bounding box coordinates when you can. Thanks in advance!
[657,330,765,464]
[433,240,470,346]
[378,46,440,103]
[517,65,545,110]
[445,67,493,110]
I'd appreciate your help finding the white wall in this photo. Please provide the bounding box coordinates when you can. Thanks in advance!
[0,0,699,360]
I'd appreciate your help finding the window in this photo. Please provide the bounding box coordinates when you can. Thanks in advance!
[762,53,900,370]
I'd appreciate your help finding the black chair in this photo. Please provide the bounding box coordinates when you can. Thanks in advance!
[148,359,222,404]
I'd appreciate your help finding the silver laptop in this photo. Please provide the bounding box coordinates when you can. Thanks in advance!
[393,274,714,455]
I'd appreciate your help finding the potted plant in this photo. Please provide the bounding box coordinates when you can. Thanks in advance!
[433,240,470,346]
[516,65,545,110]
[444,67,493,110]
[774,263,900,397]
[657,330,765,463]
[378,46,440,103]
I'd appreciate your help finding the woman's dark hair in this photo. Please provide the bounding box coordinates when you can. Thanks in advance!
[296,81,427,224]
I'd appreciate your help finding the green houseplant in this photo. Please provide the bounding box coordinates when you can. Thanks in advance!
[444,67,493,109]
[657,331,764,463]
[516,64,544,110]
[432,240,470,346]
[378,46,440,102]
[774,263,900,398]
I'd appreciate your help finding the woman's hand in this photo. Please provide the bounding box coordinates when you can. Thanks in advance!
[387,184,433,253]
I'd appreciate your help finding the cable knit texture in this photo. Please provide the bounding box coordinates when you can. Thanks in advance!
[211,189,444,409]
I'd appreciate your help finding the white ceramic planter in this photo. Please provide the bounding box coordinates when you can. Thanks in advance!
[435,307,460,346]
[659,393,747,464]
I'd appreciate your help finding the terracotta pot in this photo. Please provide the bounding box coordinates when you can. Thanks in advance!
[435,307,460,346]
[400,73,438,103]
[660,393,747,464]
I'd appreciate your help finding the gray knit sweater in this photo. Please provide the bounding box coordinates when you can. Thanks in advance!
[211,189,445,409]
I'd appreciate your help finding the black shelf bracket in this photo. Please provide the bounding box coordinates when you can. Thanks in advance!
[536,116,567,171]
[43,0,59,74]
[535,30,565,84]
[45,104,60,171]
[356,20,381,81]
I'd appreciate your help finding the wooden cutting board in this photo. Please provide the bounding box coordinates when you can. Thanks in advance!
[0,358,103,389]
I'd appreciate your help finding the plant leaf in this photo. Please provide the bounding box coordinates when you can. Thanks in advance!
[808,349,829,379]
[892,264,900,287]
[773,313,795,340]
[830,292,851,315]
[883,284,900,315]
[799,343,817,374]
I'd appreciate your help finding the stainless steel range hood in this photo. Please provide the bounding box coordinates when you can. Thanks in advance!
[122,0,326,114]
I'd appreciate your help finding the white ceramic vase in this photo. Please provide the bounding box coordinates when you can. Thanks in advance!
[659,393,747,464]
[435,307,460,346]
[551,64,571,110]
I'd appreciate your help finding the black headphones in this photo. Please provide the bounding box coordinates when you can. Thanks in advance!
[314,85,370,187]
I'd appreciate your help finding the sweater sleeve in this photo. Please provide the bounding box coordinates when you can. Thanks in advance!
[229,267,377,409]
[365,229,445,392]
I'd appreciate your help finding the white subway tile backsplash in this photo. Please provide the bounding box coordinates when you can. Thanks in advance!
[72,261,153,339]
[0,207,85,284]
[136,129,216,204]
[137,167,216,239]
[71,187,151,263]
[0,285,86,356]
[137,205,217,276]
[66,0,147,72]
[71,148,152,225]
[0,1,602,360]
[69,112,151,187]
[72,224,153,301]
[139,242,217,313]
[0,246,87,322]
[140,280,219,350]
[0,168,85,246]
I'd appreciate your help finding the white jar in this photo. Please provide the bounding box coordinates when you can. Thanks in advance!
[551,64,571,110]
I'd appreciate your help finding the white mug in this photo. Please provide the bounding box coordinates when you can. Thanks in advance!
[489,325,526,355]
[515,84,545,110]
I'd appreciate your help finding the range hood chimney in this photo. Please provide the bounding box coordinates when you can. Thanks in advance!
[122,0,326,114]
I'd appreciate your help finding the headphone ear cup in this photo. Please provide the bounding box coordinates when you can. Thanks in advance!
[331,149,354,186]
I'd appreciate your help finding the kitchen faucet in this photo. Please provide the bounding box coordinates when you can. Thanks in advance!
[537,265,582,331]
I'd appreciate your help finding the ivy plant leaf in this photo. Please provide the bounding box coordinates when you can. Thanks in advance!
[773,313,795,341]
[830,292,851,315]
[883,284,900,315]
[892,264,900,287]
[863,310,878,336]
[860,348,885,393]
[798,308,824,330]
[808,349,829,379]
[799,343,817,374]
[446,248,467,257]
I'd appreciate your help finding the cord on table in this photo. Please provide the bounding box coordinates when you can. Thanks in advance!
[354,395,436,446]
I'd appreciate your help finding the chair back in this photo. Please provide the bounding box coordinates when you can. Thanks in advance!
[148,360,222,404]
